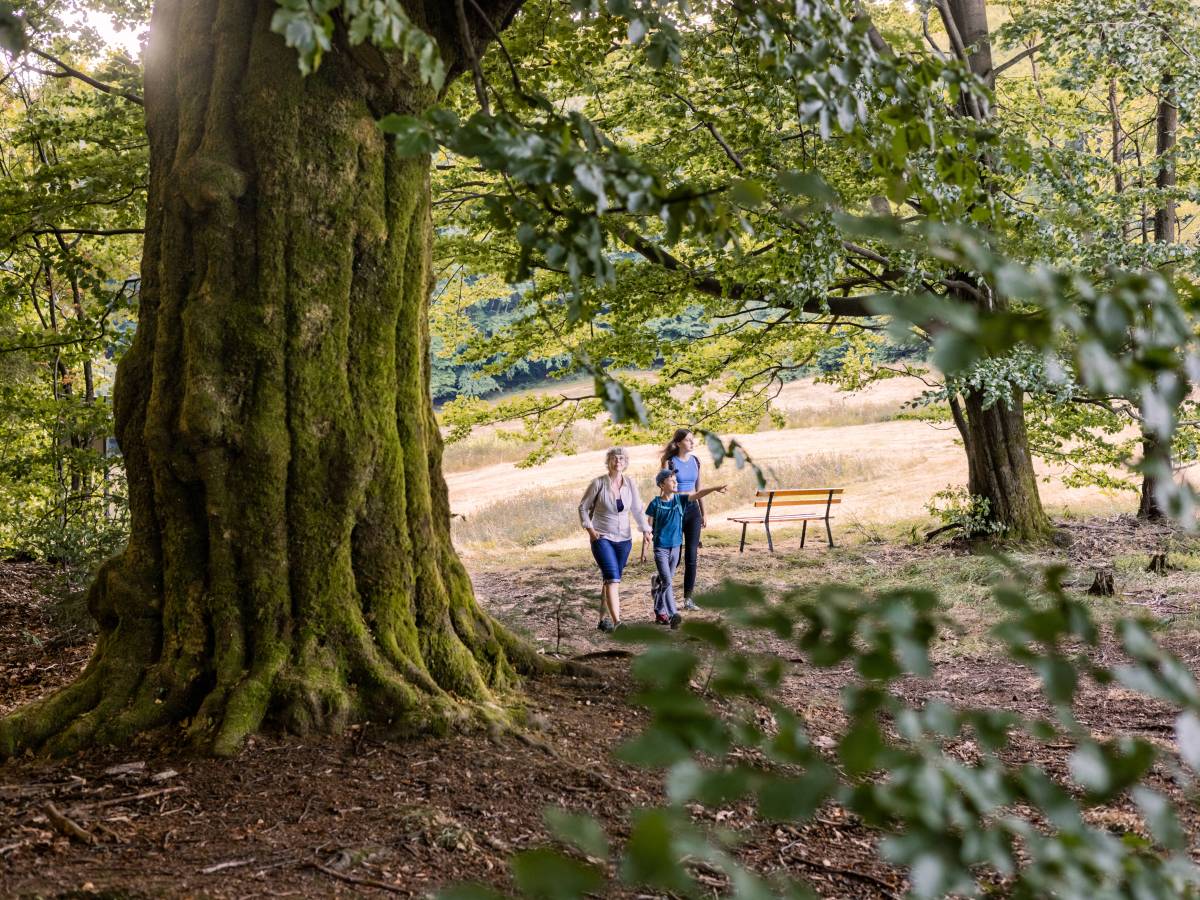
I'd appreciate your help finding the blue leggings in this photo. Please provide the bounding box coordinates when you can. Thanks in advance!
[591,538,632,584]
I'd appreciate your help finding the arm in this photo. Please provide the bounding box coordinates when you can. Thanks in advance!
[695,462,706,526]
[629,479,652,536]
[682,484,726,503]
[578,479,601,540]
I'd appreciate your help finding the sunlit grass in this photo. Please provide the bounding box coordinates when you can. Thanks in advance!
[453,451,927,549]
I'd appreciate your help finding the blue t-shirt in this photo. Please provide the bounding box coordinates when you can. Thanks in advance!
[646,495,686,549]
[669,455,700,493]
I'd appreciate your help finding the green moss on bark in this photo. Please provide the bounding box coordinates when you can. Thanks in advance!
[0,0,557,760]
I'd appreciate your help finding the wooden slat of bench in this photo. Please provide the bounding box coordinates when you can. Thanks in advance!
[730,513,837,523]
[753,498,841,507]
[753,494,849,501]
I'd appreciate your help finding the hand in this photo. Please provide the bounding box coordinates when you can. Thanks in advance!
[586,528,600,541]
[713,484,727,493]
[642,530,653,543]
[701,519,708,529]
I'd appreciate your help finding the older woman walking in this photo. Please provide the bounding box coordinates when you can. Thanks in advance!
[579,447,653,632]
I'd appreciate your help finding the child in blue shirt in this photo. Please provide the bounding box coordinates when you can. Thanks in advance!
[646,469,725,626]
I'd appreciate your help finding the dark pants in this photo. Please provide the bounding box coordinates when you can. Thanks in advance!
[682,499,702,598]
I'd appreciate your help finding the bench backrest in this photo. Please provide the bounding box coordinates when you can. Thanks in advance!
[754,488,842,518]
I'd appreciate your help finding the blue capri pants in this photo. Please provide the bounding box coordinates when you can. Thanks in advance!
[590,538,632,584]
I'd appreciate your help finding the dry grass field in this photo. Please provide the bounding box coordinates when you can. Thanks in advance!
[447,374,1138,551]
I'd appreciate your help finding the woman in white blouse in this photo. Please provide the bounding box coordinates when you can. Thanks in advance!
[578,447,652,632]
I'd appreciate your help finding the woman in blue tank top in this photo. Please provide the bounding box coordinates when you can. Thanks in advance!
[660,428,706,611]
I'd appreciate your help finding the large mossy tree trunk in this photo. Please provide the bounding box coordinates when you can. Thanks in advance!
[1,0,547,759]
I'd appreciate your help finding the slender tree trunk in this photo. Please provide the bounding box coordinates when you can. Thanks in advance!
[941,0,1052,541]
[1,0,550,759]
[1138,77,1177,521]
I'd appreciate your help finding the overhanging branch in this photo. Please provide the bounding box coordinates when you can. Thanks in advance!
[27,48,143,106]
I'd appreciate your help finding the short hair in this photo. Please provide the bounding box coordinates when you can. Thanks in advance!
[605,447,629,464]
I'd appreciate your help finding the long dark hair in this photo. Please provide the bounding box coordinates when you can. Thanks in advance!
[659,428,692,468]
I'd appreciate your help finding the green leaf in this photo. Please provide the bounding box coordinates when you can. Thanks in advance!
[511,849,605,899]
[730,178,766,207]
[543,808,609,859]
[839,719,885,776]
[0,2,23,53]
[377,114,439,156]
[1132,787,1185,851]
[438,885,505,900]
[679,619,730,649]
[621,809,693,892]
[1176,711,1200,771]
[777,170,836,204]
[756,766,835,821]
[704,432,726,466]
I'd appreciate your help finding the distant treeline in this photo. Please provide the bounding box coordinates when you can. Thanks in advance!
[430,296,923,405]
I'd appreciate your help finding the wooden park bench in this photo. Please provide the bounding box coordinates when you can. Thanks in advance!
[728,488,843,552]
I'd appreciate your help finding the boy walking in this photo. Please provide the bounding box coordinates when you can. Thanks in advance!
[646,469,725,627]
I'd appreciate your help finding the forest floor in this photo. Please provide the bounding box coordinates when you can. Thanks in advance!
[3,514,1200,898]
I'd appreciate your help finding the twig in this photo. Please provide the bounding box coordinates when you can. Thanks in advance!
[44,802,95,844]
[781,847,903,900]
[201,858,256,874]
[454,0,491,117]
[571,649,634,661]
[925,522,963,542]
[305,862,412,895]
[75,785,184,811]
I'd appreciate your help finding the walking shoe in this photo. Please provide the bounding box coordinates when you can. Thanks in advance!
[655,613,670,625]
[669,613,682,629]
[683,598,698,611]
[597,617,614,633]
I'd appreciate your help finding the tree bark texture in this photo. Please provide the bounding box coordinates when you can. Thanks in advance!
[941,0,1052,541]
[960,387,1051,541]
[0,0,549,759]
[1138,78,1177,521]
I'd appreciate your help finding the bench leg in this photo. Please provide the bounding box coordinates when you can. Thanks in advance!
[739,522,747,553]
[765,521,774,553]
[801,520,807,549]
[826,517,834,548]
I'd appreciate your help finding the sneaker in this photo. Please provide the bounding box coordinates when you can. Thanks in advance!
[597,617,614,633]
[655,613,669,625]
[669,613,682,629]
[683,598,698,611]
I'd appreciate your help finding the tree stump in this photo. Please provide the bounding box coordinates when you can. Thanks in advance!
[1087,571,1115,597]
[1146,553,1170,576]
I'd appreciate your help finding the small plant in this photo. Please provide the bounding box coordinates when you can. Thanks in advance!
[925,485,1006,539]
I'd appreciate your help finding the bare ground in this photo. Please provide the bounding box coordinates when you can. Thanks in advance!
[2,514,1199,898]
